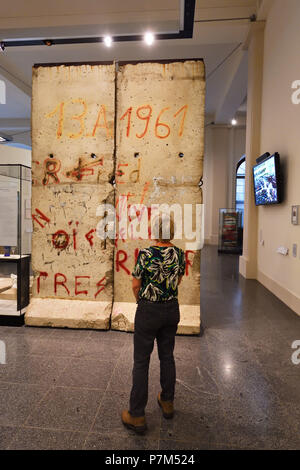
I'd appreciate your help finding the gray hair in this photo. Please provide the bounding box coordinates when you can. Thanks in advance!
[153,213,175,242]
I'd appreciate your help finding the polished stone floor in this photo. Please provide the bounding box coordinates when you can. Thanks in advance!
[0,246,299,450]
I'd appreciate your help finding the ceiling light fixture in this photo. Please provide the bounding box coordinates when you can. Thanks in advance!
[104,36,112,47]
[0,1,196,47]
[144,32,155,46]
[231,118,237,126]
[43,39,53,46]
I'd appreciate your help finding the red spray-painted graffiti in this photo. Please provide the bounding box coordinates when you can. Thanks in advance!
[37,271,106,298]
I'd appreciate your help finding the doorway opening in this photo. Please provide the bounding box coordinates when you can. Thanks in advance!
[235,155,246,227]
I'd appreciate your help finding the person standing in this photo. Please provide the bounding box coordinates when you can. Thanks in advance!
[121,216,185,434]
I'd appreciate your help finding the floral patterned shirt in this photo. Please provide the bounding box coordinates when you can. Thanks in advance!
[132,246,186,301]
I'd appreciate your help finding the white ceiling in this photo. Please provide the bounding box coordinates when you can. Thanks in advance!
[0,0,261,146]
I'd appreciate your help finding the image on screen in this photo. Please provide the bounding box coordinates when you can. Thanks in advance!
[253,156,278,205]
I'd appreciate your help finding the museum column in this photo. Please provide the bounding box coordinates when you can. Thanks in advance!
[239,22,265,279]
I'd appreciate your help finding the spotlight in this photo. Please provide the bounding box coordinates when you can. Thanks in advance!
[144,32,154,46]
[104,36,112,47]
[0,42,5,52]
[231,118,237,126]
[43,39,53,46]
[0,134,12,143]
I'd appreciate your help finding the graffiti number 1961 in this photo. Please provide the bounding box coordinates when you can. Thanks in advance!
[120,104,188,139]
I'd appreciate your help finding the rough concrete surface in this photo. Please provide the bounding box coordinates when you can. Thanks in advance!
[113,61,205,333]
[27,64,115,327]
[27,60,205,333]
[26,298,111,329]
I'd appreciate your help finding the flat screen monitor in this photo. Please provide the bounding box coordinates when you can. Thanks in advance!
[253,153,282,206]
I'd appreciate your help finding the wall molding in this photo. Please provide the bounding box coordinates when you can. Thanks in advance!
[258,269,300,317]
[239,254,257,279]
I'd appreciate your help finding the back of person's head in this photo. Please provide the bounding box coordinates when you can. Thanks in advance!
[153,213,175,242]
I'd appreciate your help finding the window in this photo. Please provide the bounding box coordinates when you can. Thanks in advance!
[236,156,245,226]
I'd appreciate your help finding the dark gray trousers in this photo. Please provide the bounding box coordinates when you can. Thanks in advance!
[129,298,180,417]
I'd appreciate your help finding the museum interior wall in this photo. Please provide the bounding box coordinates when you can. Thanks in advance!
[255,0,300,315]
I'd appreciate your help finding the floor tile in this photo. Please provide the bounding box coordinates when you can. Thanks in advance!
[8,427,87,450]
[77,337,125,361]
[85,431,159,450]
[0,382,48,426]
[159,439,229,450]
[56,358,115,389]
[0,335,39,360]
[29,337,86,357]
[0,246,299,450]
[0,355,69,385]
[0,325,53,338]
[0,426,19,450]
[159,386,226,447]
[50,328,92,340]
[26,386,104,431]
[88,329,131,344]
[91,390,161,439]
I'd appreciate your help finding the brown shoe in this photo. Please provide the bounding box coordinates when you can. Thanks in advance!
[121,410,147,434]
[157,392,174,419]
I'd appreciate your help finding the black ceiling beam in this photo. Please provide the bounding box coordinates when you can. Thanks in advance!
[2,0,195,48]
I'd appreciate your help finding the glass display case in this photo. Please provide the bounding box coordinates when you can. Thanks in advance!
[0,164,31,325]
[218,209,243,255]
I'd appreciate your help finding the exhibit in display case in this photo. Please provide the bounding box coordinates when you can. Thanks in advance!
[218,208,243,255]
[0,164,31,325]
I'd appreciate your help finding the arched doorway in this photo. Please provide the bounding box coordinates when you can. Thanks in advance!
[235,156,246,227]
